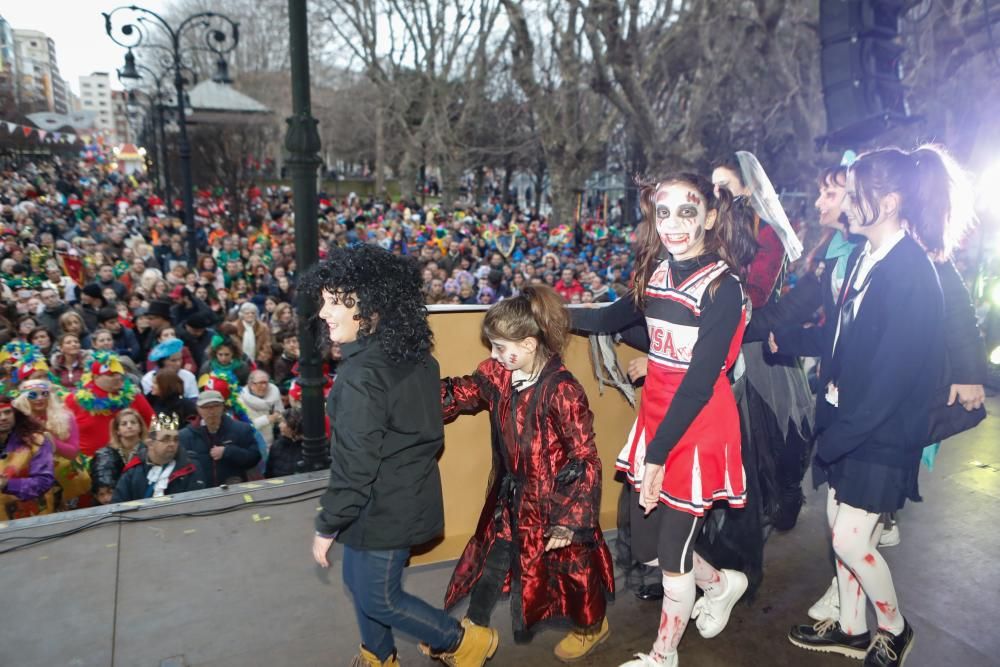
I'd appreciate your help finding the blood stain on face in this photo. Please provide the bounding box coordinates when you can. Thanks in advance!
[686,191,702,205]
[509,354,518,365]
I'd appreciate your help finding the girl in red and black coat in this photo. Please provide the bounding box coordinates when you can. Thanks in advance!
[441,285,615,663]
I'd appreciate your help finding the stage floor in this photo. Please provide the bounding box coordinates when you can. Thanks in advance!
[414,402,1000,667]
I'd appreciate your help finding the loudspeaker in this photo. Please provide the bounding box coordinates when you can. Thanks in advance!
[819,0,910,145]
[820,0,905,43]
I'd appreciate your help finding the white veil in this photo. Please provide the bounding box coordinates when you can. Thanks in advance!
[735,151,803,262]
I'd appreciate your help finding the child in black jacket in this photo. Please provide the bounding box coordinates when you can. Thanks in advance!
[264,408,303,479]
[778,145,970,667]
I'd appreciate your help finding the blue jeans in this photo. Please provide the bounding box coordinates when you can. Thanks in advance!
[342,545,462,660]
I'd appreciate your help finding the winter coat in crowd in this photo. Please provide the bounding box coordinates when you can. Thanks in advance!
[179,415,261,487]
[265,435,303,479]
[112,444,204,502]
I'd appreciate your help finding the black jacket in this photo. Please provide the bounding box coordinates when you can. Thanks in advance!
[111,445,204,502]
[315,337,445,550]
[936,260,986,385]
[265,435,303,479]
[91,444,136,492]
[776,235,945,465]
[145,393,199,427]
[180,416,262,487]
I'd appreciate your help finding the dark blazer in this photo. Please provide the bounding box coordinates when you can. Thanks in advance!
[777,234,945,466]
[315,337,446,550]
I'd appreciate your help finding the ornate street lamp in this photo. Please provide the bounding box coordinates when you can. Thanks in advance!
[104,5,239,266]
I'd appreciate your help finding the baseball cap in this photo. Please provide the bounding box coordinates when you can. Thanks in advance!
[196,390,225,407]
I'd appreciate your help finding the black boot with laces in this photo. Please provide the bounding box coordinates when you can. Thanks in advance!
[788,618,871,658]
[864,619,914,667]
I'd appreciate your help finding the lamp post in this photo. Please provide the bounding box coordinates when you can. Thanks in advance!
[119,57,173,209]
[285,0,326,470]
[104,5,239,267]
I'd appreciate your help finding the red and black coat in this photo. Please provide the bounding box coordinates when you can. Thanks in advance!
[111,445,205,503]
[441,355,615,631]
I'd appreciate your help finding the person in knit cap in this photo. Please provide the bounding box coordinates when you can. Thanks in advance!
[65,350,154,458]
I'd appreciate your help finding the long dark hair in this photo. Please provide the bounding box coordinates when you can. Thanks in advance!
[849,144,974,260]
[300,244,433,364]
[632,172,758,306]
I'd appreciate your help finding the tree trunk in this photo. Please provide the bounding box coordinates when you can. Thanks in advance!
[547,163,586,228]
[501,155,514,203]
[374,100,386,197]
[533,159,545,212]
[439,149,461,212]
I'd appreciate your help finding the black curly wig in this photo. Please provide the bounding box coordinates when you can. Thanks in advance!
[300,244,433,364]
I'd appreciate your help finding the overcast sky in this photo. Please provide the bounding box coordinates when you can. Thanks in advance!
[2,0,172,95]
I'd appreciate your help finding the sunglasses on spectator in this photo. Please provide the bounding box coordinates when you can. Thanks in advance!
[26,389,51,400]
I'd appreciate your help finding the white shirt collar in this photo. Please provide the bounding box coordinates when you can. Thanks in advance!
[863,228,906,263]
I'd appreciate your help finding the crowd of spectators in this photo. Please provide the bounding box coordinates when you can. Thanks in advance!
[0,155,642,518]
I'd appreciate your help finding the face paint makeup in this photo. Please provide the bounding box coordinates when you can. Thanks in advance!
[654,182,712,261]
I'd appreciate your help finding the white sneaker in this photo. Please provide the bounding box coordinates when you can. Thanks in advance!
[879,521,900,547]
[807,577,840,621]
[619,653,678,667]
[691,569,748,638]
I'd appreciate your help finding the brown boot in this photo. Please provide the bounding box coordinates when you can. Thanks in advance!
[436,618,499,667]
[553,618,610,662]
[352,645,401,667]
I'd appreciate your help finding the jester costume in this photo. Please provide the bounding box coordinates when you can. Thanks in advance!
[65,352,154,457]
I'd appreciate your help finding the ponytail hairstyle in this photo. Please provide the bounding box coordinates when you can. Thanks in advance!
[632,172,758,306]
[849,144,974,261]
[480,284,570,360]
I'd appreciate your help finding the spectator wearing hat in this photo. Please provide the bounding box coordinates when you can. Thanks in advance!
[142,339,199,399]
[113,412,204,502]
[76,284,106,331]
[180,390,261,487]
[145,326,197,374]
[65,351,154,457]
[177,310,216,370]
[138,299,174,359]
[169,285,213,329]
